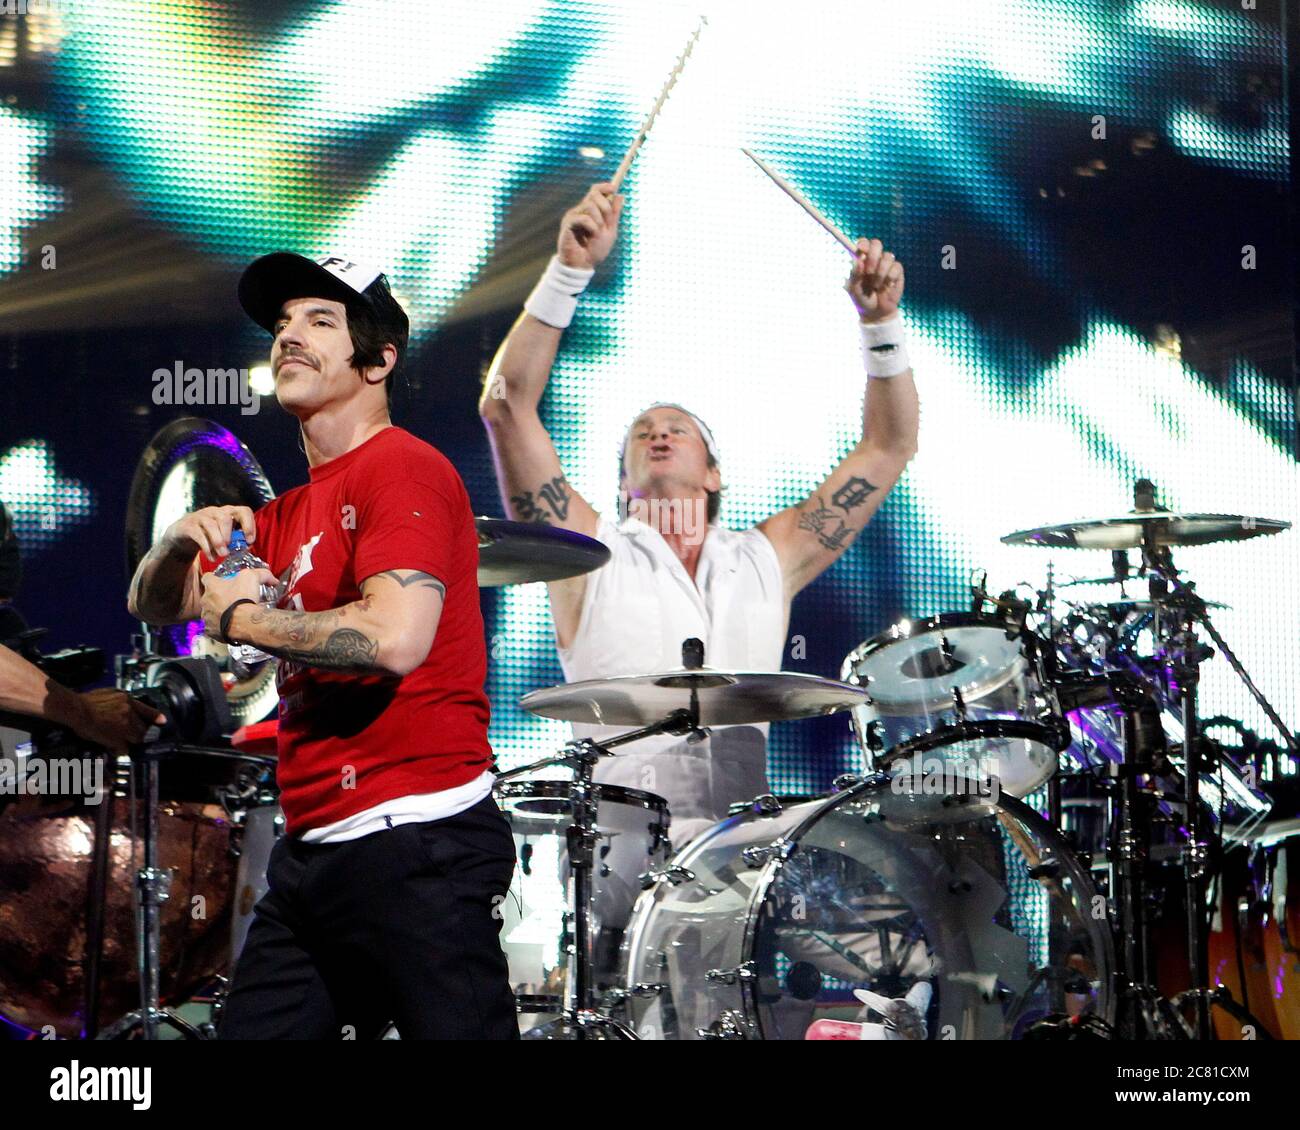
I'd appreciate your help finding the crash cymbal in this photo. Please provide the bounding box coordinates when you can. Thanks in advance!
[1002,512,1289,550]
[519,668,870,727]
[476,517,610,586]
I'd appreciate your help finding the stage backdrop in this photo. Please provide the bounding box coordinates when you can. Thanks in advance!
[0,0,1294,792]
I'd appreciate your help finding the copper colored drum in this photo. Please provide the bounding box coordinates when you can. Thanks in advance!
[0,792,236,1038]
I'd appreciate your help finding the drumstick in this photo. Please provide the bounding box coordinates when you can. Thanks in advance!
[610,16,708,191]
[741,147,858,255]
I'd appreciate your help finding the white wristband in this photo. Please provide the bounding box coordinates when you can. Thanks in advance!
[524,255,595,329]
[860,313,910,378]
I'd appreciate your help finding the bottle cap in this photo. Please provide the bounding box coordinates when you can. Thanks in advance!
[228,528,248,553]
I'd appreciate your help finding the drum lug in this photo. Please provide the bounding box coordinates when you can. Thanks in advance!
[728,793,783,816]
[705,962,757,986]
[742,838,792,869]
[696,1010,751,1040]
[639,865,695,890]
[1027,857,1062,880]
[602,982,665,1005]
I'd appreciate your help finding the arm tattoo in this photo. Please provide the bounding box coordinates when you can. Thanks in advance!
[130,542,191,621]
[246,604,381,673]
[511,475,572,525]
[368,569,445,597]
[796,477,879,554]
[798,496,858,553]
[830,476,878,511]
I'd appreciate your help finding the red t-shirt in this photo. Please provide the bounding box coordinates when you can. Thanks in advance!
[206,426,492,835]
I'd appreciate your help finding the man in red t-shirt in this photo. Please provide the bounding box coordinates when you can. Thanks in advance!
[127,252,517,1040]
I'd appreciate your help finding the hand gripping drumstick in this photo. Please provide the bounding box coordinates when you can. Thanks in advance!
[741,147,858,255]
[610,16,708,191]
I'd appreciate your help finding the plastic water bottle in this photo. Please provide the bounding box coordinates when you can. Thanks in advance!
[213,528,278,671]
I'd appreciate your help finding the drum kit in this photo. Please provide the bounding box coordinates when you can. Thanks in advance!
[0,416,1295,1042]
[487,478,1297,1041]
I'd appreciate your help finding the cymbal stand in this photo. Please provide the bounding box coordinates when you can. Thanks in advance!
[510,706,703,1040]
[96,740,203,1041]
[1138,514,1296,1038]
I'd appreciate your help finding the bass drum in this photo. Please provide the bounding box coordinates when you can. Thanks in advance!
[623,778,1114,1040]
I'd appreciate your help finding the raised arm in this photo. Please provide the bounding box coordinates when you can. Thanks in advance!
[478,182,622,644]
[759,239,919,600]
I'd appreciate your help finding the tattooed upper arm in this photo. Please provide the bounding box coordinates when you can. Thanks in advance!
[364,568,446,598]
[761,456,901,598]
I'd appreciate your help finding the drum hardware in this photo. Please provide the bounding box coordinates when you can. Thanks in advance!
[506,641,723,1040]
[741,840,792,869]
[640,865,695,889]
[600,982,664,1004]
[95,739,208,1042]
[697,1010,751,1040]
[1007,479,1296,1039]
[705,962,757,986]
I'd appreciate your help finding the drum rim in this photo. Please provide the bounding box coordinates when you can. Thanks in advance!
[876,719,1064,798]
[841,613,1033,711]
[881,717,1072,758]
[494,778,670,813]
[625,775,1115,1037]
[842,612,1025,669]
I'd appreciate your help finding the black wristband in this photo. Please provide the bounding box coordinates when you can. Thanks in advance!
[219,598,257,643]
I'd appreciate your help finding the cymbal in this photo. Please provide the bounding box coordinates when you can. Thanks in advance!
[476,517,610,587]
[1061,595,1231,615]
[520,668,871,727]
[1002,511,1290,550]
[125,417,279,727]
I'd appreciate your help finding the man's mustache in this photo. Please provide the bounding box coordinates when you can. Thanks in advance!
[274,350,319,373]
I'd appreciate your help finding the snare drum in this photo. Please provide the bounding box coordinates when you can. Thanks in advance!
[494,778,670,1025]
[841,613,1069,797]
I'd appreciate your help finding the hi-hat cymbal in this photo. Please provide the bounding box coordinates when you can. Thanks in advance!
[520,669,871,727]
[1002,512,1290,550]
[476,517,610,586]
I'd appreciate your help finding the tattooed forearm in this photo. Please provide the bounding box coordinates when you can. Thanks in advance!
[511,475,572,524]
[128,541,195,623]
[245,604,382,673]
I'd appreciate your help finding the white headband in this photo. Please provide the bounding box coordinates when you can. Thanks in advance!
[619,402,721,467]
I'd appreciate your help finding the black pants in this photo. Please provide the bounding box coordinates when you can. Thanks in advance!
[219,795,520,1040]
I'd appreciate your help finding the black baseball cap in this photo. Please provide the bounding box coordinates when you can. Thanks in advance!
[237,251,410,341]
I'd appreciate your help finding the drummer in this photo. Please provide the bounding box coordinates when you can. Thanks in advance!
[479,182,919,843]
